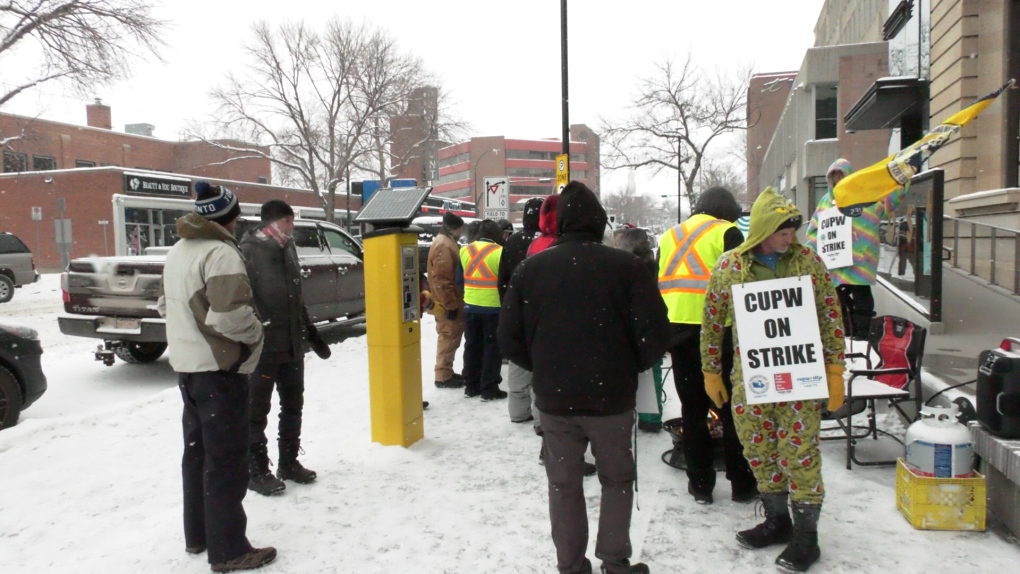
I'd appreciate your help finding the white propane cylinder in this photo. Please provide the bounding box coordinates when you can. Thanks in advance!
[904,404,974,478]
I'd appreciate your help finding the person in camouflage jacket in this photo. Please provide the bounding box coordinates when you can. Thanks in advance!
[700,187,846,573]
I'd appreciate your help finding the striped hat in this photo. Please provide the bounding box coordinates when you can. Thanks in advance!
[194,181,240,225]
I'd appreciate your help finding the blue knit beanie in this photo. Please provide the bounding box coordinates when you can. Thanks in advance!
[194,181,240,225]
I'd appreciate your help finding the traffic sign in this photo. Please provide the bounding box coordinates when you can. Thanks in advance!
[555,153,569,189]
[483,176,509,220]
[31,206,42,221]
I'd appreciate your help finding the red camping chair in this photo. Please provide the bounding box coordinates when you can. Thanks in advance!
[825,315,926,469]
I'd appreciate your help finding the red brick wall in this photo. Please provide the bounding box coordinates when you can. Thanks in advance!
[747,73,797,198]
[837,53,894,171]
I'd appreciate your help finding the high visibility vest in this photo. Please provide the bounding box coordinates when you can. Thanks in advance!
[658,213,734,324]
[460,240,502,308]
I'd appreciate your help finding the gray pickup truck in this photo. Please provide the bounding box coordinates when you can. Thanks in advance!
[58,217,366,365]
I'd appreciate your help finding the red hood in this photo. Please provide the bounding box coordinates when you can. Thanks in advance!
[538,194,559,235]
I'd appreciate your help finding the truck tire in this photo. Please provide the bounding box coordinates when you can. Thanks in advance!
[0,365,22,430]
[0,274,14,304]
[113,342,168,364]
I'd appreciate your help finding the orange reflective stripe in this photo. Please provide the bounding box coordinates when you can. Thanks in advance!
[465,243,498,281]
[660,219,726,282]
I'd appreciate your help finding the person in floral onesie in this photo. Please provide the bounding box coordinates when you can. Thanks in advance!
[700,187,846,573]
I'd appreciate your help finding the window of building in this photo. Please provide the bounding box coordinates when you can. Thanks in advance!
[257,176,268,184]
[3,151,27,173]
[75,160,96,168]
[815,86,838,140]
[437,151,470,169]
[33,155,57,171]
[436,170,469,185]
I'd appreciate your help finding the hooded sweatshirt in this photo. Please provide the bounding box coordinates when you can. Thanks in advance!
[498,183,671,416]
[158,213,264,374]
[527,194,560,256]
[700,187,845,382]
[498,197,544,299]
[805,158,908,286]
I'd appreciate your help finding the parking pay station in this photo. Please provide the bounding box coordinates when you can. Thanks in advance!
[354,186,431,447]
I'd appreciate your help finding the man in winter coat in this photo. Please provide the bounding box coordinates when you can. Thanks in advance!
[499,181,671,574]
[460,219,507,400]
[701,187,846,573]
[805,158,907,339]
[657,186,757,505]
[428,211,467,388]
[239,200,327,497]
[497,197,544,424]
[158,181,276,572]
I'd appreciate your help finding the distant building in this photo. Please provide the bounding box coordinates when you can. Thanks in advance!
[431,124,601,222]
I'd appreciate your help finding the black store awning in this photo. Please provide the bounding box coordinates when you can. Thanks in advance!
[844,77,929,131]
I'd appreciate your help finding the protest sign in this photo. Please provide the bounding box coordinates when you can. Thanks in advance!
[815,207,853,269]
[732,275,828,404]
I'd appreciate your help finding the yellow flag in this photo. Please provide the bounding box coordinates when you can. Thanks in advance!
[833,78,1015,216]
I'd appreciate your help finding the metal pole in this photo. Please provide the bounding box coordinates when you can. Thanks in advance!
[991,227,998,286]
[102,223,109,256]
[34,220,40,265]
[560,0,570,179]
[677,144,683,223]
[346,169,352,231]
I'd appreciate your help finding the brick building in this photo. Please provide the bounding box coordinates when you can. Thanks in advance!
[431,124,601,223]
[0,102,357,271]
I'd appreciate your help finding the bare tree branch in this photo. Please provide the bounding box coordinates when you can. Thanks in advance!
[599,53,752,216]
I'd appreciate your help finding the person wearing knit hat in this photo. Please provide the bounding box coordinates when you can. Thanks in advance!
[194,181,241,226]
[239,199,326,497]
[427,210,467,389]
[158,183,275,570]
[699,187,846,573]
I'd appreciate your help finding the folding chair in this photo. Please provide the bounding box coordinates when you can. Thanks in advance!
[827,315,926,469]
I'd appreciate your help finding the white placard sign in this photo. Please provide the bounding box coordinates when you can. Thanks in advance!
[732,275,828,404]
[815,207,853,269]
[483,176,509,220]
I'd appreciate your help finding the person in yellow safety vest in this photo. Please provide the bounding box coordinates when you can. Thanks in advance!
[658,186,758,505]
[459,220,508,401]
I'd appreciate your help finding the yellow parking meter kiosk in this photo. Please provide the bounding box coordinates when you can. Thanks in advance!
[354,186,431,447]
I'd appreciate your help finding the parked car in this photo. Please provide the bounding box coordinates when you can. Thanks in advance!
[0,320,47,430]
[0,232,40,304]
[58,216,366,365]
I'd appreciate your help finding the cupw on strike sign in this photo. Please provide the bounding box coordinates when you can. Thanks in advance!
[732,275,828,405]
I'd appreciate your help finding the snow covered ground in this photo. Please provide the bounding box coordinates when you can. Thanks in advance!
[2,275,1018,573]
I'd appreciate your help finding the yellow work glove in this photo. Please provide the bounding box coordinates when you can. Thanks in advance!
[825,364,846,412]
[703,371,729,409]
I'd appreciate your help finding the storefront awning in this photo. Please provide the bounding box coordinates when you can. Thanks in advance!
[844,77,928,131]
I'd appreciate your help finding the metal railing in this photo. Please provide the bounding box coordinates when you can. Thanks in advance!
[944,216,1020,295]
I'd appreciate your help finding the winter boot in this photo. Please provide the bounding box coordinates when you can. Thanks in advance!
[736,492,792,549]
[775,502,821,573]
[600,560,650,574]
[277,439,317,484]
[210,546,277,572]
[248,444,286,496]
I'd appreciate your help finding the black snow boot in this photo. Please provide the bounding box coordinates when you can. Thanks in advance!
[736,492,792,549]
[248,444,285,496]
[277,439,317,484]
[775,502,821,573]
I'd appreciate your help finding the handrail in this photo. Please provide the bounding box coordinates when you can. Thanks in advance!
[944,215,1020,235]
[943,215,1020,295]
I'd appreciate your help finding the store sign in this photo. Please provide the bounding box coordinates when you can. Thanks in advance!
[123,173,191,197]
[732,275,828,405]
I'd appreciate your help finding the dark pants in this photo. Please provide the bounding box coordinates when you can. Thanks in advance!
[462,312,502,395]
[835,284,875,339]
[540,410,636,574]
[670,326,756,494]
[179,371,254,565]
[249,359,305,448]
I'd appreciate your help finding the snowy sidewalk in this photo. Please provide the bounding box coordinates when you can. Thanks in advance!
[2,311,1019,573]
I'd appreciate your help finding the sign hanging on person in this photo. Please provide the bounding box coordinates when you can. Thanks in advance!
[732,275,828,404]
[815,207,853,269]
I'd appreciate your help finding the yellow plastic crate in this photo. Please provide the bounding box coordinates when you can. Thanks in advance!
[895,458,986,531]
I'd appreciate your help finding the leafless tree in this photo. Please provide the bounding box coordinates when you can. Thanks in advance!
[0,1,163,109]
[600,53,751,215]
[204,18,449,222]
[601,185,661,229]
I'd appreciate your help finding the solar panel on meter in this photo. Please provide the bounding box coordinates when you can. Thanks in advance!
[354,186,432,226]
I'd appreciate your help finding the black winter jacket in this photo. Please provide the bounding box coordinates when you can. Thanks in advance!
[498,186,671,416]
[497,198,543,300]
[239,230,308,363]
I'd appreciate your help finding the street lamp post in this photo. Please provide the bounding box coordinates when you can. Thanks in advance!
[473,148,498,217]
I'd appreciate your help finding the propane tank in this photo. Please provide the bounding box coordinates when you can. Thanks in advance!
[905,404,974,478]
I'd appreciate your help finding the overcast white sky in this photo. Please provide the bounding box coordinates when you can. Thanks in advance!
[3,0,823,198]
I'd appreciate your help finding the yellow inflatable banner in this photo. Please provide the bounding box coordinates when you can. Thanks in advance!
[833,78,1015,216]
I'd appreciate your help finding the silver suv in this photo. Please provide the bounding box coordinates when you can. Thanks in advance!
[0,232,39,304]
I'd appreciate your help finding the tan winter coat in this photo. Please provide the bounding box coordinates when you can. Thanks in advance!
[157,213,264,374]
[427,229,463,313]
